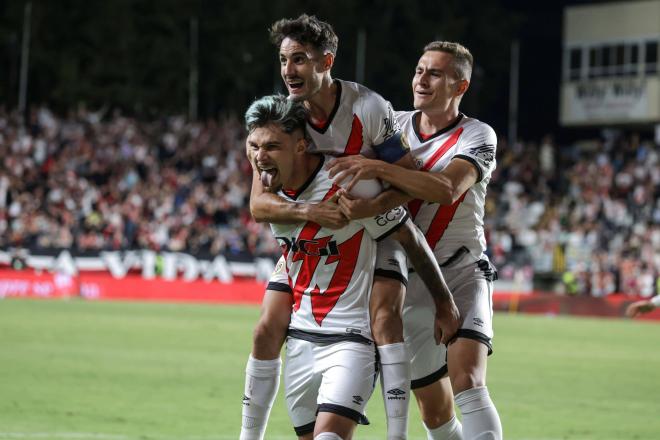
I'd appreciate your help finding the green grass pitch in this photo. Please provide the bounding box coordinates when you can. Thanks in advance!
[1,298,660,440]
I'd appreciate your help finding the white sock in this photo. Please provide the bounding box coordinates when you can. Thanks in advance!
[239,355,281,440]
[378,342,411,440]
[424,415,463,440]
[314,433,343,440]
[455,386,502,440]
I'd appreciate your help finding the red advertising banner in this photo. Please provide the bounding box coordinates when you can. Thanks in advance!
[2,269,659,321]
[0,269,266,304]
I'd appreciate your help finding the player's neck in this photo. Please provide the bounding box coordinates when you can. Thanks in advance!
[305,78,337,124]
[418,108,461,134]
[285,154,322,191]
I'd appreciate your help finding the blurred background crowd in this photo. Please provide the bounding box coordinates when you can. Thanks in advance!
[1,105,658,296]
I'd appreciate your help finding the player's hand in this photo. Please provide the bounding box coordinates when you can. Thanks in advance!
[625,300,656,318]
[433,299,461,346]
[305,192,349,229]
[337,190,382,220]
[326,156,382,192]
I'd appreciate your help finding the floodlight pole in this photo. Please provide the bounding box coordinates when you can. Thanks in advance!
[508,39,520,146]
[18,1,32,124]
[355,28,366,84]
[189,16,199,122]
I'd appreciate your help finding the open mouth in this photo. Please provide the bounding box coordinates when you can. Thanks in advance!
[287,78,304,93]
[258,165,279,188]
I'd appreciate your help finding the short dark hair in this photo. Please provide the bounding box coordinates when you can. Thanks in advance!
[269,14,338,55]
[245,95,308,135]
[423,41,473,81]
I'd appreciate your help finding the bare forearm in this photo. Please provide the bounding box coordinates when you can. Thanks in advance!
[393,219,453,303]
[372,187,412,213]
[250,191,309,224]
[375,162,454,205]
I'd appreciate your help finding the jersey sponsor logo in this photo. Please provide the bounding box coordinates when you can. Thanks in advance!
[375,206,404,227]
[468,143,495,167]
[284,184,365,326]
[276,237,339,257]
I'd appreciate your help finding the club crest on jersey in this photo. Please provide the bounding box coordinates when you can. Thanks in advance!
[276,236,339,257]
[375,207,404,227]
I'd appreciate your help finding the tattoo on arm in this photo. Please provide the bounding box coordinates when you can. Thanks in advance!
[397,220,452,303]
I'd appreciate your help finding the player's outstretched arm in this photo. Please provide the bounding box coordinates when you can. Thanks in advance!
[626,298,660,317]
[328,155,478,206]
[391,218,461,345]
[249,170,348,229]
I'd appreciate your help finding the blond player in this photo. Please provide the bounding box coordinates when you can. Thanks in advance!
[328,42,503,440]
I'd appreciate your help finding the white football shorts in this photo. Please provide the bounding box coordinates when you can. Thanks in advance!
[403,251,495,388]
[284,337,378,436]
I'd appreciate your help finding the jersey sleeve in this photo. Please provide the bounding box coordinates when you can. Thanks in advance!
[360,93,409,164]
[358,206,409,241]
[453,123,497,182]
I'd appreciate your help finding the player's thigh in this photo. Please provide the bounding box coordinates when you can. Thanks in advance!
[255,257,293,340]
[252,289,292,359]
[447,337,489,393]
[445,270,493,392]
[370,238,408,318]
[446,264,494,351]
[258,289,293,328]
[373,237,408,289]
[412,376,455,429]
[404,274,448,385]
[317,341,377,429]
[284,338,321,437]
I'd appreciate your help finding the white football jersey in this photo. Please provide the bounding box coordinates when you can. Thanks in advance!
[271,155,409,342]
[306,79,408,163]
[396,111,497,263]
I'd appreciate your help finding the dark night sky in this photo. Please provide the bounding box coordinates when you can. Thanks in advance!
[499,0,622,142]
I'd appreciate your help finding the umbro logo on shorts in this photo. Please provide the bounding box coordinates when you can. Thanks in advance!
[352,395,364,405]
[242,395,250,406]
[473,317,484,327]
[387,388,406,400]
[387,258,399,267]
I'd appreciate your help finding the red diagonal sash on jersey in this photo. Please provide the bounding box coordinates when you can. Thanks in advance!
[309,229,364,326]
[425,192,467,249]
[341,114,363,156]
[408,127,464,219]
[290,185,341,312]
[407,127,466,249]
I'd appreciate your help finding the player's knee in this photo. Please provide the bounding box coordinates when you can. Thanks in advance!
[421,408,454,430]
[313,433,343,440]
[414,381,455,429]
[450,369,485,394]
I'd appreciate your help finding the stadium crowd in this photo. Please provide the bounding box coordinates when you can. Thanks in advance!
[0,105,280,261]
[1,105,658,296]
[488,132,660,297]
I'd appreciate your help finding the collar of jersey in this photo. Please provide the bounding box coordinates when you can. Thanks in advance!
[307,80,343,134]
[280,154,325,201]
[412,112,464,143]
